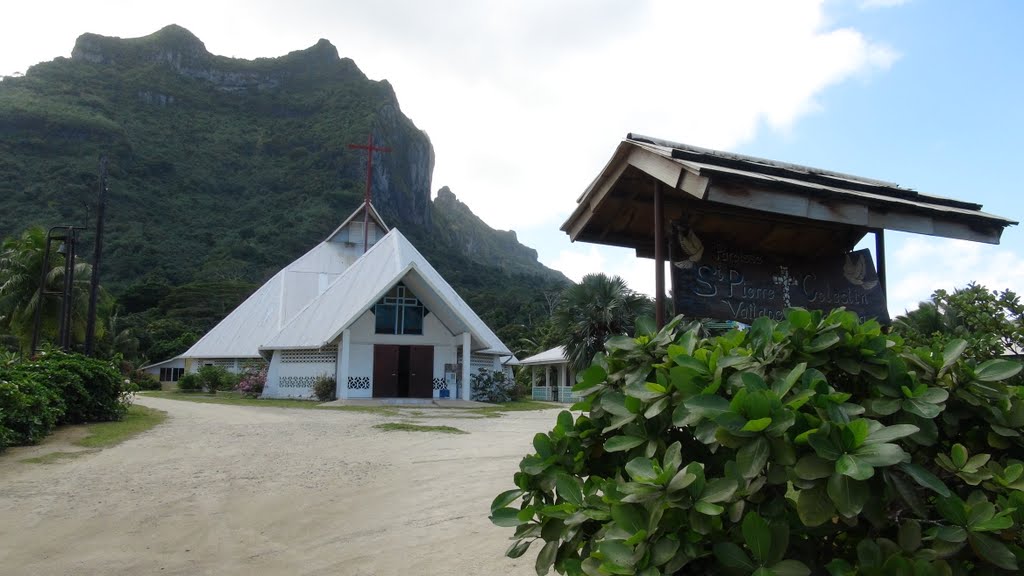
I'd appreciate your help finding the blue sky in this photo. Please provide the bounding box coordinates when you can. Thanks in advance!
[1,0,1021,317]
[740,0,1024,313]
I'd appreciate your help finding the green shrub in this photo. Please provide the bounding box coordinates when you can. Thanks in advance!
[312,374,336,401]
[489,309,1024,575]
[177,372,202,392]
[196,365,235,393]
[131,370,161,391]
[14,351,131,424]
[472,369,519,403]
[0,369,63,449]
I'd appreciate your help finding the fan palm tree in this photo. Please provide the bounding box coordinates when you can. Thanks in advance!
[0,226,95,352]
[553,273,653,373]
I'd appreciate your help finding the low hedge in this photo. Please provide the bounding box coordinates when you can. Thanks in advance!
[0,351,134,451]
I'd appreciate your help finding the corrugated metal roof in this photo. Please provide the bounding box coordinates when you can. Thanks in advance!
[563,135,1017,256]
[519,346,568,366]
[261,228,512,356]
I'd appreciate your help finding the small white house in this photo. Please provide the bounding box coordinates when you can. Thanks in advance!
[519,346,580,404]
[140,356,186,385]
[162,202,514,400]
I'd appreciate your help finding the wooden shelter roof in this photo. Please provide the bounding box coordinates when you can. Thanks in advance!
[562,134,1017,259]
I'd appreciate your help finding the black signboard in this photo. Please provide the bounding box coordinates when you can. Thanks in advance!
[671,230,889,323]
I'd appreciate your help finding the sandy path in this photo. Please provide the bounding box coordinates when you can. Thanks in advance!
[0,397,561,575]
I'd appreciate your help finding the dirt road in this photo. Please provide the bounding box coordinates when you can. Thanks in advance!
[0,397,560,575]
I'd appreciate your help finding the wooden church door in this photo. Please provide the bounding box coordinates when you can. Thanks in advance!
[408,345,434,399]
[372,345,399,397]
[373,345,433,398]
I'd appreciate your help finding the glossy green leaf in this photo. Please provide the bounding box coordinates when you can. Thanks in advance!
[695,500,725,516]
[684,394,731,418]
[836,454,874,480]
[742,512,772,563]
[898,520,922,552]
[491,489,524,513]
[771,560,812,576]
[556,475,584,507]
[625,457,659,483]
[604,435,645,452]
[795,454,834,480]
[737,437,770,479]
[842,419,871,450]
[651,537,680,566]
[611,504,646,535]
[940,339,968,372]
[506,539,532,559]
[701,477,738,503]
[742,417,773,432]
[828,473,868,517]
[854,442,907,467]
[599,540,636,568]
[968,532,1018,570]
[797,485,835,527]
[786,308,813,329]
[667,469,697,493]
[898,463,951,497]
[864,424,920,445]
[808,432,843,461]
[713,542,755,571]
[903,398,942,419]
[491,507,527,527]
[974,359,1022,382]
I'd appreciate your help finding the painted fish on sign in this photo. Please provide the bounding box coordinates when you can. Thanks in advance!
[671,229,889,323]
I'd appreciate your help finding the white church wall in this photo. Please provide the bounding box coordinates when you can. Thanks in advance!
[347,343,373,398]
[433,345,457,398]
[264,347,338,399]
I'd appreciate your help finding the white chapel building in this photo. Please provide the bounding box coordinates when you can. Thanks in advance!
[145,203,514,400]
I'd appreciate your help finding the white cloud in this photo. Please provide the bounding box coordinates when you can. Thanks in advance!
[860,0,912,9]
[0,1,910,292]
[887,235,1024,316]
[1,1,898,229]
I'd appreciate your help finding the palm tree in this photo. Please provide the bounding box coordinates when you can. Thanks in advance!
[0,226,95,352]
[553,273,653,373]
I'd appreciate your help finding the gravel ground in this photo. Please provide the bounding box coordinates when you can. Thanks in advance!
[0,396,561,576]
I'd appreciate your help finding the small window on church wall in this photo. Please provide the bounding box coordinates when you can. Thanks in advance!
[373,283,427,335]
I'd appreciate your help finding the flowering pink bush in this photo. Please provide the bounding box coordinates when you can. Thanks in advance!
[235,363,267,398]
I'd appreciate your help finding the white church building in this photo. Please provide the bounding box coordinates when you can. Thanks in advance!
[145,203,514,400]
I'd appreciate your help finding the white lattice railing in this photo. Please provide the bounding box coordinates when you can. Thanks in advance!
[280,348,337,364]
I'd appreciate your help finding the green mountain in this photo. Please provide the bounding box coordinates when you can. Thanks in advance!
[0,25,568,359]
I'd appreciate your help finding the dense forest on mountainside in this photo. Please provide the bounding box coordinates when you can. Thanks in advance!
[0,25,568,361]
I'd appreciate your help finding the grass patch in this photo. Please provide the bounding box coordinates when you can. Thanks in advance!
[470,399,563,417]
[139,391,557,418]
[20,450,95,464]
[373,422,468,434]
[75,404,168,448]
[140,390,398,416]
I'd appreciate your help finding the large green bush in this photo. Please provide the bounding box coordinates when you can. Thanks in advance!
[196,365,236,394]
[13,350,133,424]
[0,351,132,450]
[490,309,1024,575]
[0,369,63,449]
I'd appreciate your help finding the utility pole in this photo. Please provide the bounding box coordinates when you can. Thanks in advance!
[84,156,108,356]
[347,133,390,253]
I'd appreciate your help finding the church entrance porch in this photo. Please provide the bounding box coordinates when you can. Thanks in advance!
[372,344,433,398]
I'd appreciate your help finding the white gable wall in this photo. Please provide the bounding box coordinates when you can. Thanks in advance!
[339,309,459,399]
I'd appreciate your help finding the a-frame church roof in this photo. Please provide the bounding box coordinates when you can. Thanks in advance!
[261,228,512,356]
[182,202,390,359]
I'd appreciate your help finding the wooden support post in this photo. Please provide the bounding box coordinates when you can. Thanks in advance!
[654,182,665,329]
[875,230,887,304]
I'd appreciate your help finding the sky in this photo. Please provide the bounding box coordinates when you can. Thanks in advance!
[2,0,1022,317]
